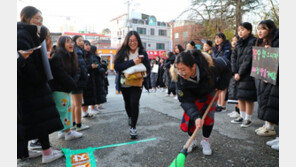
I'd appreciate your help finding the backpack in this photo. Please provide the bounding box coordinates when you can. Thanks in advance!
[212,57,232,90]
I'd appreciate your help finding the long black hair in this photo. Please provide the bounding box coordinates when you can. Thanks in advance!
[91,45,98,56]
[175,50,214,82]
[167,51,175,59]
[175,44,185,54]
[55,36,79,75]
[72,35,83,48]
[115,31,144,62]
[20,6,41,23]
[255,19,278,46]
[215,32,226,42]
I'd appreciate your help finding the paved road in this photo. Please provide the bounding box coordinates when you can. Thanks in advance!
[18,74,279,167]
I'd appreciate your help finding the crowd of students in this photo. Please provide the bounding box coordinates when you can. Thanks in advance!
[17,6,108,163]
[142,20,279,154]
[17,5,279,165]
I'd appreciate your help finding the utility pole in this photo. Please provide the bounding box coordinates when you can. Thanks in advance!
[125,0,131,32]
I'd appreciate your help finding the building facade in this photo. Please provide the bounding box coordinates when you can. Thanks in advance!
[171,20,203,50]
[110,12,172,52]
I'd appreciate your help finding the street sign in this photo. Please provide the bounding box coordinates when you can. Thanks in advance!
[250,47,279,85]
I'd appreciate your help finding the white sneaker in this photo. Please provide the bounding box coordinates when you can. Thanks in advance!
[70,126,76,130]
[266,137,279,147]
[42,149,63,164]
[28,150,42,158]
[165,89,168,93]
[57,131,65,139]
[76,124,90,131]
[255,124,267,133]
[256,127,276,136]
[271,143,279,151]
[91,109,100,115]
[228,111,240,118]
[174,96,178,100]
[170,94,175,97]
[65,131,83,141]
[200,139,212,155]
[227,111,234,116]
[184,139,197,153]
[82,112,95,119]
[165,94,170,97]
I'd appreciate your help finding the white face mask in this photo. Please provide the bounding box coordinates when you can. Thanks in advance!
[36,25,41,34]
[31,23,42,35]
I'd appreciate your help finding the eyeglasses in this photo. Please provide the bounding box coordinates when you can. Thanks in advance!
[129,39,138,43]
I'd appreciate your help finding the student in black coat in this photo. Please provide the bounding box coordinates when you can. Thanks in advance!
[17,6,63,163]
[114,31,151,139]
[81,42,106,115]
[150,57,160,93]
[254,20,279,144]
[164,52,176,97]
[101,59,109,95]
[156,58,166,91]
[81,41,99,114]
[212,32,232,112]
[92,46,107,109]
[230,22,257,128]
[17,50,33,159]
[227,35,241,118]
[172,50,231,155]
[49,36,85,139]
[71,35,89,128]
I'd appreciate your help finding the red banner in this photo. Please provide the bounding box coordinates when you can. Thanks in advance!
[147,50,167,59]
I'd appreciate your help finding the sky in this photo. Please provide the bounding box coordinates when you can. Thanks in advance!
[17,0,277,34]
[17,0,192,33]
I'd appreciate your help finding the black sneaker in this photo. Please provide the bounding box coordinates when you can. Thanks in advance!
[221,106,227,112]
[241,120,252,128]
[235,106,240,114]
[82,112,95,119]
[28,140,42,150]
[215,106,222,112]
[130,128,137,139]
[231,117,244,124]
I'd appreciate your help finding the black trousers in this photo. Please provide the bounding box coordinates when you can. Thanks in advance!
[121,87,142,128]
[18,134,51,159]
[188,124,213,138]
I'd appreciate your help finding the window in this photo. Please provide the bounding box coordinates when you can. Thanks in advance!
[150,28,155,35]
[143,42,147,49]
[132,19,138,24]
[156,43,165,50]
[137,27,146,35]
[183,32,188,37]
[158,29,167,36]
[138,20,145,25]
[174,33,179,39]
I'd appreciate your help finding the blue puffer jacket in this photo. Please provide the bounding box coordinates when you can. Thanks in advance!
[212,40,232,61]
[75,46,88,89]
